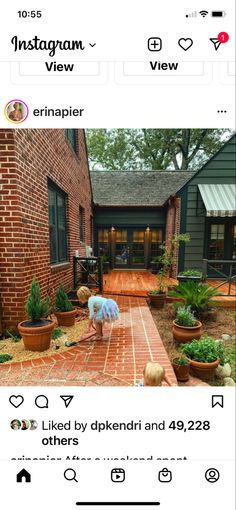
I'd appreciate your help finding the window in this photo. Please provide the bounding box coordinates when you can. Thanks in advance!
[79,206,85,242]
[48,182,68,264]
[116,229,128,243]
[64,129,77,153]
[98,228,109,260]
[209,224,225,260]
[151,229,163,260]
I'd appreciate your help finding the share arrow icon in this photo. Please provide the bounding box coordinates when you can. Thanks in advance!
[60,395,74,408]
[210,38,222,50]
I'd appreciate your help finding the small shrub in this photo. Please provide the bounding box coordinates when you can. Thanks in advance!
[173,356,189,366]
[6,330,21,343]
[151,256,160,263]
[0,354,13,363]
[178,269,202,277]
[169,281,222,316]
[25,277,50,322]
[175,306,196,327]
[51,328,66,340]
[180,336,226,364]
[55,285,73,312]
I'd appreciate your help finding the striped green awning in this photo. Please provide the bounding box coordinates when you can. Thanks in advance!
[198,184,236,217]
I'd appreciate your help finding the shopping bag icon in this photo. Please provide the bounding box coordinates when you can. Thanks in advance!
[158,468,172,483]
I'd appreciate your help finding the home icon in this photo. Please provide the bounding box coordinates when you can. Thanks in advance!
[16,469,31,483]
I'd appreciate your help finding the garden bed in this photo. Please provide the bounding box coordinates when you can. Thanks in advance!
[0,319,89,364]
[150,304,236,383]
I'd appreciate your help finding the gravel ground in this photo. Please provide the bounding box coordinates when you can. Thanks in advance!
[0,319,89,364]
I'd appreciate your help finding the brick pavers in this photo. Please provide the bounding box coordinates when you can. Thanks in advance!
[0,296,178,386]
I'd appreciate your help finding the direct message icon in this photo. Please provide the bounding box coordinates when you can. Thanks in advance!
[60,395,74,408]
[111,468,125,483]
[158,468,172,483]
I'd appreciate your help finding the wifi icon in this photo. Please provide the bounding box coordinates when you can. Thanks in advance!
[199,10,209,17]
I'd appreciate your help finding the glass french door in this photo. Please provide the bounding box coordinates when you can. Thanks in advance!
[114,229,146,268]
[131,230,145,266]
[115,229,129,266]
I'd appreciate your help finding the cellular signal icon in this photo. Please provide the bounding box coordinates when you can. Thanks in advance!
[186,11,197,18]
[199,10,209,17]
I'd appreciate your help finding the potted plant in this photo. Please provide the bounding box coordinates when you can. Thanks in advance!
[156,233,191,278]
[169,281,223,318]
[148,271,167,308]
[177,269,202,283]
[180,336,226,380]
[150,256,160,274]
[54,284,78,327]
[18,277,55,352]
[101,254,110,274]
[172,306,202,343]
[172,355,190,382]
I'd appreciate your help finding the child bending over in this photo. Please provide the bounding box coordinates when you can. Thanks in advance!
[77,286,119,341]
[138,361,172,386]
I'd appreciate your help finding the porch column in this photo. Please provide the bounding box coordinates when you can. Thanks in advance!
[165,197,181,277]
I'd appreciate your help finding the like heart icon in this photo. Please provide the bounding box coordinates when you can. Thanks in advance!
[9,395,24,408]
[178,38,193,51]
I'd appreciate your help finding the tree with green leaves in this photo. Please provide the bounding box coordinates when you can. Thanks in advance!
[25,277,50,322]
[86,129,232,171]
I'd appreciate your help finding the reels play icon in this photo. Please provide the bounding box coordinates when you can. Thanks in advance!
[111,468,125,483]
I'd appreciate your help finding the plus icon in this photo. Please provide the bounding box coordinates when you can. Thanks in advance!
[148,37,162,51]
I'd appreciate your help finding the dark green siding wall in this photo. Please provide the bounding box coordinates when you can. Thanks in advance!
[178,135,236,271]
[94,207,166,227]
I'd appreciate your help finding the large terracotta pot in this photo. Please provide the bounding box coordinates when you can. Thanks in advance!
[148,293,167,309]
[18,319,55,352]
[187,357,220,381]
[172,358,190,382]
[54,308,78,327]
[172,319,202,344]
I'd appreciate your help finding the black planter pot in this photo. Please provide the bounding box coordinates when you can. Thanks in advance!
[177,275,202,283]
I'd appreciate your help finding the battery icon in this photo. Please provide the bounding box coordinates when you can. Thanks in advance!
[211,11,226,17]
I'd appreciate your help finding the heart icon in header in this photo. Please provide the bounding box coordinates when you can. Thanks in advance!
[178,38,193,51]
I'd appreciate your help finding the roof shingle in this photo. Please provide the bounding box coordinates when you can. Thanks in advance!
[90,171,195,206]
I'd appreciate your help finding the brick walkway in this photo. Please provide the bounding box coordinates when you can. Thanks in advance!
[0,296,177,387]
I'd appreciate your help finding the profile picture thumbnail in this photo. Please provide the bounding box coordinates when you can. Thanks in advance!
[4,99,29,124]
[30,420,38,430]
[10,419,21,430]
[21,419,30,430]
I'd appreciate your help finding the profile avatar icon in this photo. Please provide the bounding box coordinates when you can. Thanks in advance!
[30,419,38,430]
[10,419,21,430]
[4,99,29,124]
[205,468,220,483]
[21,419,30,430]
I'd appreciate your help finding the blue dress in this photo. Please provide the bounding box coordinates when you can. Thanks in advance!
[88,296,119,323]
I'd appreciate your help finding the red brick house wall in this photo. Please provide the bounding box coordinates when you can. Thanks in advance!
[165,197,181,277]
[0,129,93,332]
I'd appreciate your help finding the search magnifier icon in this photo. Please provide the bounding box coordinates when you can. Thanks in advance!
[64,468,78,482]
